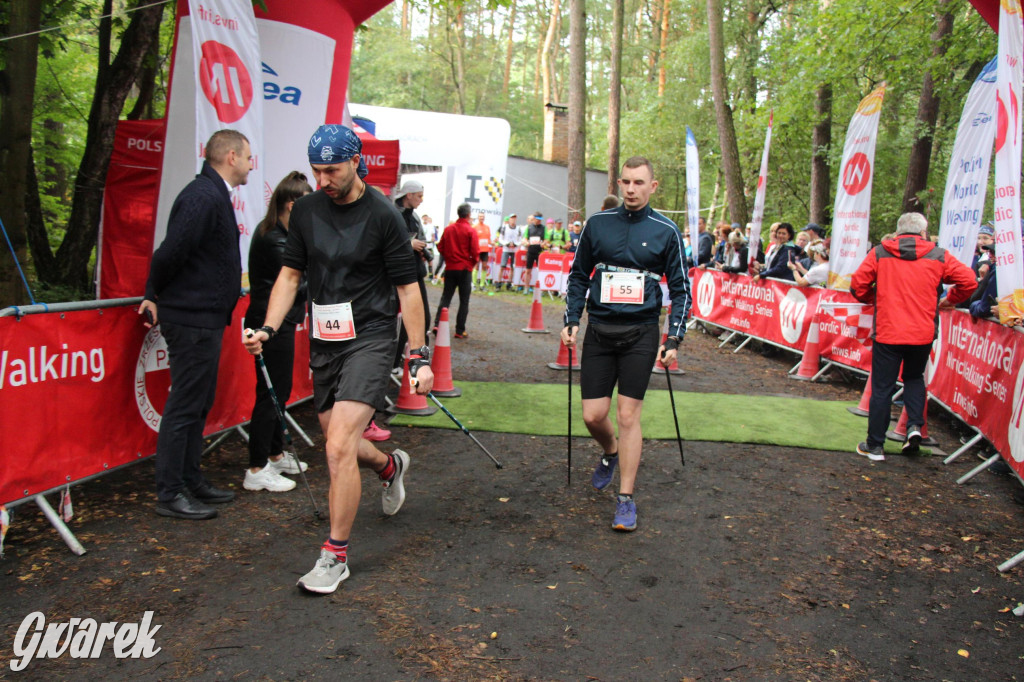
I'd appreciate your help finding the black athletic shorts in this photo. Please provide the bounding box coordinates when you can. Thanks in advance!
[478,251,490,264]
[579,322,660,400]
[526,244,543,269]
[311,329,396,413]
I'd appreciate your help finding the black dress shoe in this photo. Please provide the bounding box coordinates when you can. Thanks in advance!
[189,483,235,504]
[155,493,218,520]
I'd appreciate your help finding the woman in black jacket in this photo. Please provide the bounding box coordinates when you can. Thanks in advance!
[243,171,312,493]
[718,229,749,274]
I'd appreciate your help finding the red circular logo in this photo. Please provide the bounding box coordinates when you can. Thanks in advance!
[198,41,253,123]
[544,274,556,288]
[841,152,871,196]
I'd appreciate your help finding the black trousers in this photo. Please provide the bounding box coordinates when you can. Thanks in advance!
[866,340,930,448]
[155,322,223,502]
[247,328,295,469]
[434,269,472,334]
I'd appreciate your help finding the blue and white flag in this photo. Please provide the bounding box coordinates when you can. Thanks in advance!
[685,127,700,267]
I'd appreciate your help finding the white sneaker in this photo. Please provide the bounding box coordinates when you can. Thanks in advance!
[244,464,296,492]
[267,453,308,475]
[297,549,349,594]
[381,449,410,516]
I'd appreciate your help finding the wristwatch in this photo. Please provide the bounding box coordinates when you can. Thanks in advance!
[258,325,277,340]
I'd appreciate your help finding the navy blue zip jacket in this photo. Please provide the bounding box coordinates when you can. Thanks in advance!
[564,203,692,337]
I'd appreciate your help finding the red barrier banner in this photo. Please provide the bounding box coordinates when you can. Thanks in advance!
[690,269,822,350]
[928,309,1024,478]
[0,302,314,506]
[513,249,528,287]
[537,253,567,292]
[816,290,873,373]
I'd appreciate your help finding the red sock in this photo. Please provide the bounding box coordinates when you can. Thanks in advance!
[376,453,396,482]
[323,538,348,562]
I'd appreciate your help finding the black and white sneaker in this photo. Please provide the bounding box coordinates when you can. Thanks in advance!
[902,427,923,456]
[856,442,885,461]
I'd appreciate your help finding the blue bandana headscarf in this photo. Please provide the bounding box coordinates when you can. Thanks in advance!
[307,124,368,178]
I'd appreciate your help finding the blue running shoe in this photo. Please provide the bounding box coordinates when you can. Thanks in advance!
[591,455,617,491]
[612,496,637,532]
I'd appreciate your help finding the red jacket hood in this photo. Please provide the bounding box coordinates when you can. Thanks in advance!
[880,234,934,260]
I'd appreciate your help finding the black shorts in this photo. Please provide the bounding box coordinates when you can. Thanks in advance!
[579,322,660,400]
[310,329,396,413]
[478,251,490,264]
[526,245,543,269]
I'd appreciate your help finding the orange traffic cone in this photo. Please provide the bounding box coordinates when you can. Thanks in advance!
[387,344,438,416]
[653,305,684,375]
[886,397,939,446]
[847,369,872,417]
[431,308,461,397]
[547,339,581,370]
[790,311,821,381]
[521,286,550,334]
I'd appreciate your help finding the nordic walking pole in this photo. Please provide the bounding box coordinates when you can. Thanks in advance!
[661,349,685,466]
[567,345,573,487]
[246,332,324,520]
[426,392,503,469]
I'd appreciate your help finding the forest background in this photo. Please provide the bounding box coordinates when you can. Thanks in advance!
[0,0,1000,304]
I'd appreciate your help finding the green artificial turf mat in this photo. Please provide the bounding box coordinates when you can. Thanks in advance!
[390,380,912,454]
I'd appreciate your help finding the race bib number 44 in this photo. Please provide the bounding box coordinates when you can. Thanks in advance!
[312,301,356,341]
[600,272,645,305]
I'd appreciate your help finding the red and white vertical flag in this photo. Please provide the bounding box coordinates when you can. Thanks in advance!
[828,84,886,290]
[938,57,997,266]
[189,0,264,283]
[747,111,773,270]
[995,2,1024,325]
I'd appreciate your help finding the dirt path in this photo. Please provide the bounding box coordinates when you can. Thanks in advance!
[2,284,1022,680]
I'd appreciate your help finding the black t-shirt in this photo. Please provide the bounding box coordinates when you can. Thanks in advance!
[283,187,419,349]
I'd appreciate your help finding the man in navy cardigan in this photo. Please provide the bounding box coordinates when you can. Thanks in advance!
[140,130,252,520]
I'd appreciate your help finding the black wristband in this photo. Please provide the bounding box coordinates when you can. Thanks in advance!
[258,325,277,340]
[408,345,431,362]
[663,336,680,351]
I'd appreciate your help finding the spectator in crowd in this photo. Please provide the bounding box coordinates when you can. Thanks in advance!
[789,239,829,286]
[717,229,749,274]
[423,214,437,279]
[805,222,826,242]
[497,213,523,290]
[243,171,313,494]
[968,258,999,319]
[472,212,492,289]
[696,216,714,266]
[974,223,995,278]
[435,203,478,339]
[794,229,811,261]
[547,218,571,252]
[754,222,799,282]
[141,129,252,520]
[567,220,583,253]
[395,180,432,341]
[602,195,621,211]
[523,212,547,294]
[712,222,731,266]
[850,212,976,462]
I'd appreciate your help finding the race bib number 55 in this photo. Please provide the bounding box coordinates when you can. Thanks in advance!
[600,272,644,305]
[312,301,357,341]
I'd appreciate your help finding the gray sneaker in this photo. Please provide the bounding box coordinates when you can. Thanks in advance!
[297,549,349,594]
[381,449,410,516]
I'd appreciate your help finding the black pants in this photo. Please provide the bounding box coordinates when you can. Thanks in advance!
[866,340,930,448]
[395,276,431,368]
[247,328,295,469]
[155,322,223,502]
[434,269,472,334]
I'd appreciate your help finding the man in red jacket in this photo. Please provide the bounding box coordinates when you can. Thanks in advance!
[434,203,479,339]
[850,212,977,461]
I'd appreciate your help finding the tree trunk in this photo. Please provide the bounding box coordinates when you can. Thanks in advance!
[26,149,57,283]
[541,0,559,104]
[706,0,747,225]
[445,6,467,114]
[901,2,954,214]
[657,0,670,97]
[607,0,624,195]
[809,83,832,225]
[49,0,165,291]
[127,29,162,121]
[0,0,43,305]
[567,0,586,222]
[503,0,517,99]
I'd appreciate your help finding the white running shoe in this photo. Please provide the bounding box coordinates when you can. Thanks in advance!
[243,464,296,492]
[268,453,308,475]
[381,449,410,516]
[297,549,349,594]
